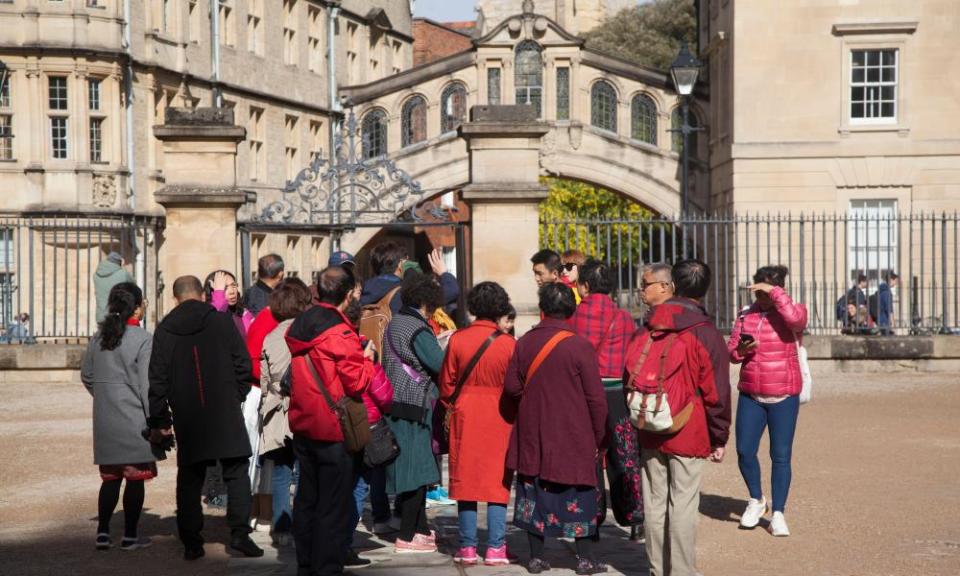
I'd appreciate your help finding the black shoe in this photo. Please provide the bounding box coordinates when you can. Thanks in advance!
[184,546,205,561]
[527,558,551,574]
[630,525,645,543]
[575,557,608,575]
[344,548,372,567]
[230,535,265,558]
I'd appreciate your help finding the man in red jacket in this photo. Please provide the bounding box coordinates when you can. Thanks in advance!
[623,259,731,576]
[286,266,374,576]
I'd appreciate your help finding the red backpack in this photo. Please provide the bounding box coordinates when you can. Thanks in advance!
[624,323,706,434]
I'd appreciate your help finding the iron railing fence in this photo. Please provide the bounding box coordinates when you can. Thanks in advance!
[540,212,960,336]
[0,213,164,343]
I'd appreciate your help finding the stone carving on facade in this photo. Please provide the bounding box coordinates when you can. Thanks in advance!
[92,174,117,208]
[569,122,583,150]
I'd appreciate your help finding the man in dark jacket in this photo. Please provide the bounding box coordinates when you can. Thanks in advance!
[147,275,263,560]
[286,266,374,576]
[623,259,730,576]
[243,253,284,316]
[360,241,459,314]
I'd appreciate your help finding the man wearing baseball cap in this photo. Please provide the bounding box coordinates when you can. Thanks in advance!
[328,251,356,268]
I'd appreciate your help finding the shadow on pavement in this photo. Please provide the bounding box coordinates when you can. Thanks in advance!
[699,493,748,524]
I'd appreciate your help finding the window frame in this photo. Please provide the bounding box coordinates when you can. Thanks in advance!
[401,95,427,148]
[556,66,570,121]
[590,80,618,134]
[849,48,898,125]
[361,109,388,160]
[0,72,12,161]
[440,83,467,134]
[837,33,911,134]
[487,67,501,106]
[514,40,543,117]
[630,93,658,146]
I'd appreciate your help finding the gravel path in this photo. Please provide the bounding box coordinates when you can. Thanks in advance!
[1,369,958,575]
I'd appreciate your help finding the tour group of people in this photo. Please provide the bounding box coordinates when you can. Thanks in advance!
[81,241,808,576]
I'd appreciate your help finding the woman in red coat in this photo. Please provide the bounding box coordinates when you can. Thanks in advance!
[439,282,517,566]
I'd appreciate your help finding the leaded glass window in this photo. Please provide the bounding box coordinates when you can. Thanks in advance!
[590,81,617,132]
[631,94,657,145]
[401,95,427,148]
[487,68,501,105]
[441,83,467,133]
[514,41,542,117]
[556,67,570,120]
[361,109,387,160]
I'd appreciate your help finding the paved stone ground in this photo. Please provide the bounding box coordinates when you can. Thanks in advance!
[1,368,959,575]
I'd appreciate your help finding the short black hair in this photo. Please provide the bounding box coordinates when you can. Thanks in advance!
[530,249,562,273]
[579,259,613,295]
[538,282,577,320]
[672,259,712,300]
[173,275,203,300]
[400,271,444,313]
[857,273,868,284]
[884,271,900,282]
[257,253,284,279]
[753,265,789,288]
[467,281,513,321]
[370,241,409,276]
[316,266,354,306]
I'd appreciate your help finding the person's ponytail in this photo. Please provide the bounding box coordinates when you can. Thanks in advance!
[100,282,143,351]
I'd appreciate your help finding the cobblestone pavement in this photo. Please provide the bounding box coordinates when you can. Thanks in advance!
[2,369,959,575]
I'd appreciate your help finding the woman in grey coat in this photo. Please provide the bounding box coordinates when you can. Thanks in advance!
[81,282,156,552]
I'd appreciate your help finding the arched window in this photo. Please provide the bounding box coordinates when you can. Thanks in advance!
[515,40,543,117]
[671,107,699,155]
[631,94,657,145]
[591,81,618,133]
[441,83,467,133]
[361,109,387,160]
[401,96,427,148]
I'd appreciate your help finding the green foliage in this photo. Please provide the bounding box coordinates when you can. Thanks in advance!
[583,0,697,71]
[539,178,654,264]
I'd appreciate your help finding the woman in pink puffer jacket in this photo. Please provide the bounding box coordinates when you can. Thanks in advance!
[728,265,807,538]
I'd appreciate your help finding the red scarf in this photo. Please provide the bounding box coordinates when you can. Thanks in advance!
[126,317,141,327]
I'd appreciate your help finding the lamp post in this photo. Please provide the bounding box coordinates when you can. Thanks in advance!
[670,43,702,218]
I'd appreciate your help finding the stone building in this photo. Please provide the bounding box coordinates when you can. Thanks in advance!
[0,0,413,333]
[477,0,632,36]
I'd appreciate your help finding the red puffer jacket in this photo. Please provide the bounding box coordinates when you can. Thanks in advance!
[729,287,808,397]
[286,303,372,442]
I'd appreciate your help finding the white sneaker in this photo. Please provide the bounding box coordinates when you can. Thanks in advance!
[739,497,768,528]
[769,511,790,537]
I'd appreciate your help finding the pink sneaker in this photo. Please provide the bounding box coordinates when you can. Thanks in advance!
[484,544,511,566]
[394,535,437,554]
[454,546,479,565]
[421,530,437,543]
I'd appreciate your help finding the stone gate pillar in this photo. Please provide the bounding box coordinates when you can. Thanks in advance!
[461,106,549,334]
[153,108,247,314]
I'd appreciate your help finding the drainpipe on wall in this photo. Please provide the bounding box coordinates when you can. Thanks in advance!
[121,0,145,289]
[327,3,342,251]
[211,0,222,106]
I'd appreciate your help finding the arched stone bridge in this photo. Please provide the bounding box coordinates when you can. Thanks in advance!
[340,5,708,217]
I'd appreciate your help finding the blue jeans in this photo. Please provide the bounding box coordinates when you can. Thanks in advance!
[348,465,391,548]
[265,447,297,532]
[735,394,800,513]
[458,501,507,549]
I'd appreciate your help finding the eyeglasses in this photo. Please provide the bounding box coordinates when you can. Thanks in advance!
[641,280,669,290]
[561,262,577,272]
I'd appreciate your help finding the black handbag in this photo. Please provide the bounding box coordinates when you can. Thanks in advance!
[363,419,400,467]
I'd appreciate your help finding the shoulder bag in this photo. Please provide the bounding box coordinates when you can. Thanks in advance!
[304,357,371,454]
[436,330,503,445]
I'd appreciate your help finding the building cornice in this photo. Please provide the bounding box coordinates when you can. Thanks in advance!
[832,21,919,36]
[341,51,475,104]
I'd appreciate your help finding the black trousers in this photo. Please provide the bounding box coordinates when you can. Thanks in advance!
[396,486,429,542]
[293,436,354,576]
[176,456,252,549]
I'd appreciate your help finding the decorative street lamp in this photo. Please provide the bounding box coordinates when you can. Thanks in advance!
[670,43,702,218]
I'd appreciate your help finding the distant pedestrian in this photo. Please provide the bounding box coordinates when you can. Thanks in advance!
[624,259,730,576]
[285,266,375,575]
[505,283,608,575]
[872,272,898,335]
[441,282,516,566]
[258,278,313,547]
[147,275,263,561]
[382,271,446,554]
[571,260,644,537]
[729,265,807,537]
[94,251,134,324]
[244,254,285,316]
[81,282,155,551]
[836,273,868,333]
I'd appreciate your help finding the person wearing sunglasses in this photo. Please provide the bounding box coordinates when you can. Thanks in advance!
[639,263,674,314]
[561,250,585,305]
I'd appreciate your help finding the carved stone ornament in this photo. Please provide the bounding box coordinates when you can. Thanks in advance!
[92,174,117,208]
[569,123,583,150]
[523,0,535,15]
